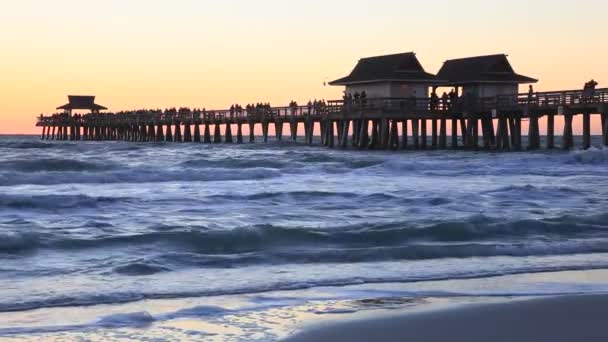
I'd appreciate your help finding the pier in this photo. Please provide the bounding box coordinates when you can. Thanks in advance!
[36,53,608,151]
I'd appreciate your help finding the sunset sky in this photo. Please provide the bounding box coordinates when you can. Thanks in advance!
[1,0,606,134]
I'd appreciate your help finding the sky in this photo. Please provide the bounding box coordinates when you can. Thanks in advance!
[1,0,607,134]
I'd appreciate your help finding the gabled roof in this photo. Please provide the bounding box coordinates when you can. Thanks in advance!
[329,52,440,86]
[57,95,107,111]
[436,54,537,85]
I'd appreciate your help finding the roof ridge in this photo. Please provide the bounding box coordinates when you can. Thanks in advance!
[359,52,415,61]
[444,54,506,62]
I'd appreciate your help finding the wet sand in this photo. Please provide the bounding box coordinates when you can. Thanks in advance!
[284,295,608,342]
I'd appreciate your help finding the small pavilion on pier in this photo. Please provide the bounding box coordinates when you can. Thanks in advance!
[329,52,443,98]
[436,54,537,98]
[57,95,107,117]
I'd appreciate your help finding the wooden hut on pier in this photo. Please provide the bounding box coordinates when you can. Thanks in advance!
[436,54,537,98]
[57,95,107,117]
[329,52,443,98]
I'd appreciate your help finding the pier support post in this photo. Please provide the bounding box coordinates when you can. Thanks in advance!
[290,119,298,142]
[137,125,144,142]
[412,119,420,149]
[193,123,201,142]
[148,124,156,142]
[275,120,283,141]
[563,113,574,149]
[370,120,380,149]
[602,113,608,146]
[546,114,555,149]
[336,121,343,146]
[320,120,327,146]
[514,117,522,150]
[420,119,427,150]
[175,123,182,142]
[481,117,490,149]
[225,123,233,143]
[304,118,310,144]
[262,120,269,143]
[184,123,192,142]
[583,112,591,149]
[496,116,510,150]
[431,119,438,148]
[248,122,255,143]
[139,125,146,142]
[459,119,467,147]
[323,121,330,145]
[508,118,516,148]
[327,120,335,148]
[472,117,479,149]
[401,120,408,149]
[165,124,173,142]
[380,119,389,149]
[439,118,447,149]
[306,119,314,145]
[203,123,211,143]
[358,119,369,149]
[213,124,222,143]
[465,117,475,149]
[237,123,243,144]
[528,115,540,150]
[41,126,46,140]
[352,120,360,147]
[388,119,399,150]
[381,119,389,150]
[157,124,165,142]
[341,120,350,148]
[451,118,458,149]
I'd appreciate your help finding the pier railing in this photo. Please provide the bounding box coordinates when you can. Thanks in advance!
[37,88,608,126]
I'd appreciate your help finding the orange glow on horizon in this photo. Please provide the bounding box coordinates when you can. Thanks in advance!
[1,0,607,134]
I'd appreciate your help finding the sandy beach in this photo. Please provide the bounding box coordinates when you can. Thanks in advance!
[284,295,608,342]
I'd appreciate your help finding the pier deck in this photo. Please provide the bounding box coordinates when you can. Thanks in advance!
[36,88,608,151]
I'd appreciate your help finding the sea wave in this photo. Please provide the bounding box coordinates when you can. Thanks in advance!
[0,167,282,186]
[0,158,111,172]
[4,214,607,257]
[565,146,608,164]
[2,261,608,314]
[0,194,126,210]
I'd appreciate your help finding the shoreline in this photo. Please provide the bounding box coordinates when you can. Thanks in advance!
[283,294,608,342]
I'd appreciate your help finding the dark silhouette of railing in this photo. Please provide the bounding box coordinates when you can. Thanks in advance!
[36,88,608,127]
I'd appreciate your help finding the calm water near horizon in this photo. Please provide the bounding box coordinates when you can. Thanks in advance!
[1,135,608,341]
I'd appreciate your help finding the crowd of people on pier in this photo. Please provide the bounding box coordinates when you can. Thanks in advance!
[38,100,333,125]
[38,80,603,126]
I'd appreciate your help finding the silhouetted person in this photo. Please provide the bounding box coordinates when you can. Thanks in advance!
[583,79,598,103]
[441,92,449,111]
[430,90,439,111]
[448,89,458,110]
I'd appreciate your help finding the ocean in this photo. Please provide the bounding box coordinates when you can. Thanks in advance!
[1,135,608,341]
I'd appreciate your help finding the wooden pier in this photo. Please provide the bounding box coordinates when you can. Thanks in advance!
[36,88,608,151]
